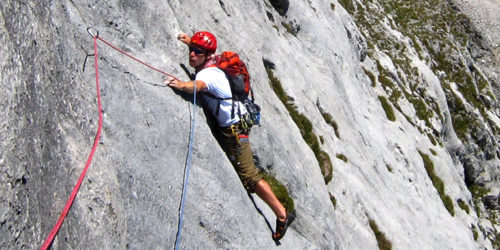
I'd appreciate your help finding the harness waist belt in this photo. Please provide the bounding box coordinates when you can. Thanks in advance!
[221,121,249,137]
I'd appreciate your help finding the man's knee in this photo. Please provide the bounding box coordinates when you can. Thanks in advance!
[242,174,263,193]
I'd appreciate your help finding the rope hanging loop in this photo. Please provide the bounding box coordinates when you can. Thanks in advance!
[41,26,187,249]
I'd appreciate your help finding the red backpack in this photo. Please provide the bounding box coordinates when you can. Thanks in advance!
[214,51,253,101]
[200,51,260,126]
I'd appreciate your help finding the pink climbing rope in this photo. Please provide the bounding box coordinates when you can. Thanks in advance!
[41,35,103,250]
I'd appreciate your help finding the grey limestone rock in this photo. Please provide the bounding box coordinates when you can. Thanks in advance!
[1,0,499,249]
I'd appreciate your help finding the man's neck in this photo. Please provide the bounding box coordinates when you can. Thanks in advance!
[195,54,215,73]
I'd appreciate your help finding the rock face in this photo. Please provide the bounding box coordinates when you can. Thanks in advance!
[1,0,498,249]
[450,0,500,100]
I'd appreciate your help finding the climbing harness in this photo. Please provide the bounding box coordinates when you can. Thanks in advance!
[41,27,194,249]
[220,121,250,145]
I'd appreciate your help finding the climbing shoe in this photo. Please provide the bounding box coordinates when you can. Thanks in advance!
[272,212,295,241]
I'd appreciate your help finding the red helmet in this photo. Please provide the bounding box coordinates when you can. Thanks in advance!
[191,31,217,53]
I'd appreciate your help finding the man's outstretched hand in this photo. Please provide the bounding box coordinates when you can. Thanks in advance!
[177,33,191,45]
[165,77,180,89]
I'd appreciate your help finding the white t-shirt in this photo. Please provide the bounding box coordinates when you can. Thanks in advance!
[196,67,247,127]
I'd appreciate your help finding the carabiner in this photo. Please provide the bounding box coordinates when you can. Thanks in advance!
[87,27,99,38]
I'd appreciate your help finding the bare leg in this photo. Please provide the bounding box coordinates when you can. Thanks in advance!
[254,179,287,221]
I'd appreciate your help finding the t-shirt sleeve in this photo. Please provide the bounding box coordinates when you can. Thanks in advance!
[195,68,231,98]
[195,69,212,93]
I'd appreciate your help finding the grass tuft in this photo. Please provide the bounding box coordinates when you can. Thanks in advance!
[368,218,393,250]
[457,199,470,214]
[262,173,295,213]
[363,67,377,87]
[336,154,348,163]
[266,67,334,184]
[378,96,396,121]
[329,192,337,208]
[317,101,340,138]
[386,164,393,172]
[418,150,455,216]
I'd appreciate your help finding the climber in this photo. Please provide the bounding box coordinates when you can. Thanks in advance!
[165,31,295,241]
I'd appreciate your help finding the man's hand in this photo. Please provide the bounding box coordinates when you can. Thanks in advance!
[164,77,206,93]
[165,77,180,89]
[177,33,191,45]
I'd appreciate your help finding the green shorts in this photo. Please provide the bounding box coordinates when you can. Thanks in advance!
[219,126,263,193]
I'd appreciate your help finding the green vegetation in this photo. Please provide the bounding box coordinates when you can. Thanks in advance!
[427,133,438,146]
[262,173,295,213]
[418,150,454,216]
[281,21,293,34]
[429,148,437,156]
[457,199,470,214]
[272,25,279,33]
[363,67,377,87]
[323,112,340,138]
[338,0,496,147]
[490,211,498,225]
[337,2,500,235]
[469,184,490,218]
[472,225,479,241]
[445,90,481,141]
[386,164,393,173]
[376,62,396,90]
[329,192,337,209]
[316,101,340,138]
[338,0,354,13]
[378,96,396,121]
[318,151,333,184]
[336,154,348,163]
[281,21,299,36]
[494,232,500,249]
[408,96,433,127]
[368,218,393,250]
[469,184,490,198]
[266,68,334,184]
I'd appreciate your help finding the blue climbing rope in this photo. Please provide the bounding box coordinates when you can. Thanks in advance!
[175,82,197,250]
